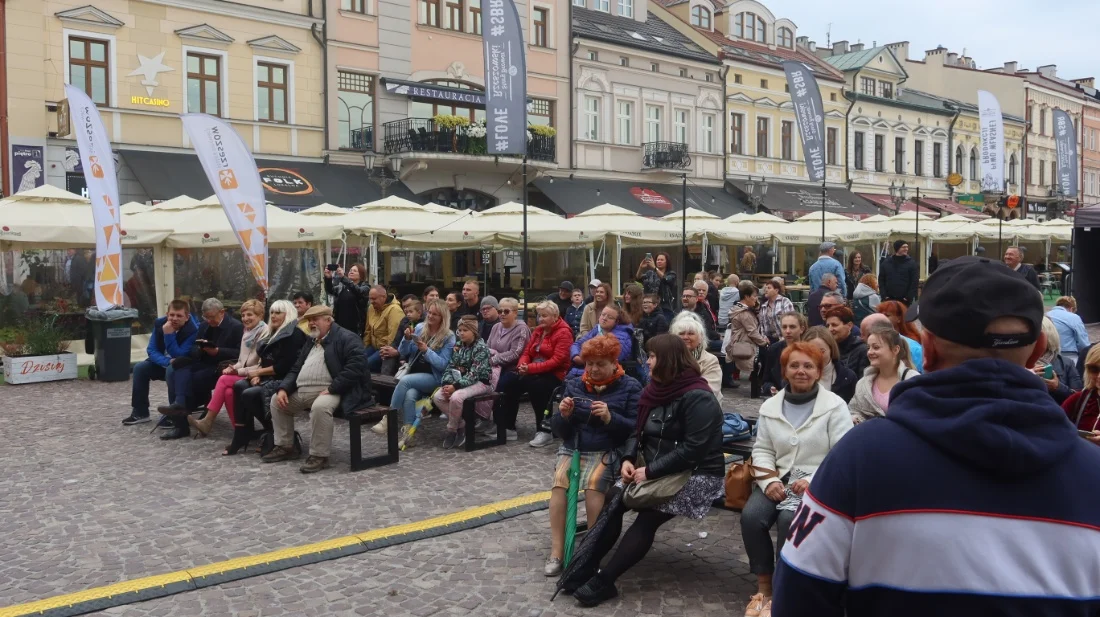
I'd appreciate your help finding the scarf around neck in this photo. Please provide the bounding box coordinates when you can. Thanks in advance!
[582,364,625,393]
[634,368,712,434]
[242,322,268,350]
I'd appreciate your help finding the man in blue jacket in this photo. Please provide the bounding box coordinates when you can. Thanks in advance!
[807,242,846,299]
[773,256,1100,617]
[123,299,198,425]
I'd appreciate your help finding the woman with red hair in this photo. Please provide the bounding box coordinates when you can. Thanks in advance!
[876,299,921,341]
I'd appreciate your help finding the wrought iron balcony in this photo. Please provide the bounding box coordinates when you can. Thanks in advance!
[642,141,691,170]
[348,125,373,152]
[381,118,556,162]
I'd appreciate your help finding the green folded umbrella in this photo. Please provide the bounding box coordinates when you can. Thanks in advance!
[563,434,581,566]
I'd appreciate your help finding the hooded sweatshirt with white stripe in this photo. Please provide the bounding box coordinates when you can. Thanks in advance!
[772,358,1100,617]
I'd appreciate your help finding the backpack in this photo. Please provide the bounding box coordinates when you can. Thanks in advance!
[722,412,754,443]
[853,295,874,323]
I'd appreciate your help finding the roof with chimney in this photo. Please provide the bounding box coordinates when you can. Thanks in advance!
[686,27,845,82]
[572,7,720,64]
[822,45,890,71]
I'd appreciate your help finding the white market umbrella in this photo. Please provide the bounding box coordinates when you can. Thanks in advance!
[0,185,171,246]
[300,203,350,216]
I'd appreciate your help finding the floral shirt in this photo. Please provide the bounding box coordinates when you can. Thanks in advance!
[442,339,492,389]
[760,295,795,342]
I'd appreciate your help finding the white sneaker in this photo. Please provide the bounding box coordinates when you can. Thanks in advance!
[505,429,519,441]
[370,416,388,435]
[528,432,554,448]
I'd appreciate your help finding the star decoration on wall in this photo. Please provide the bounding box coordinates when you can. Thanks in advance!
[127,52,174,96]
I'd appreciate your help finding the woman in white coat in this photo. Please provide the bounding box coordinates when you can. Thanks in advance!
[739,340,853,617]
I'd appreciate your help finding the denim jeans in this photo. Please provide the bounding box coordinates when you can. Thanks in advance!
[364,346,383,373]
[130,359,168,417]
[390,372,440,425]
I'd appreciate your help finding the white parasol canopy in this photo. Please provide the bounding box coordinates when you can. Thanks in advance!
[0,184,172,246]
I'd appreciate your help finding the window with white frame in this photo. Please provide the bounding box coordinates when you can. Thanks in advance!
[595,0,609,11]
[618,0,633,18]
[617,100,633,145]
[674,109,688,145]
[573,0,585,6]
[646,105,662,142]
[584,96,600,140]
[341,0,367,13]
[701,113,715,153]
[69,35,111,106]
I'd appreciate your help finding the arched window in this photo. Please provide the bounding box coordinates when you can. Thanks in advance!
[1009,153,1017,185]
[955,146,963,175]
[734,12,766,43]
[777,27,793,49]
[690,5,711,29]
[969,147,978,180]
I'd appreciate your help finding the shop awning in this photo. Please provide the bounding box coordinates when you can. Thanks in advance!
[726,179,880,220]
[857,193,937,216]
[918,197,985,218]
[119,150,419,210]
[532,177,750,218]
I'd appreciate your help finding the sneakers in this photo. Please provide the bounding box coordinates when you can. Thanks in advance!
[475,419,496,435]
[573,574,618,607]
[543,557,563,577]
[371,416,388,435]
[122,414,150,425]
[506,429,519,441]
[744,593,768,617]
[453,431,466,449]
[443,431,458,450]
[261,445,301,463]
[299,455,330,474]
[528,431,554,448]
[398,424,416,449]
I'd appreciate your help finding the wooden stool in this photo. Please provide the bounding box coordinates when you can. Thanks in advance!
[347,405,399,471]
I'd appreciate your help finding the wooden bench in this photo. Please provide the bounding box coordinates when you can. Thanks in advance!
[371,373,399,404]
[346,405,399,472]
[462,392,505,452]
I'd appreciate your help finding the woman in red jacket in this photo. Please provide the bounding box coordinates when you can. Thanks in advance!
[498,300,574,448]
[1062,345,1100,446]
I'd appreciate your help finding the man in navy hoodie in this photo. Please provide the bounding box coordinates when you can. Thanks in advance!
[122,299,198,425]
[773,256,1100,617]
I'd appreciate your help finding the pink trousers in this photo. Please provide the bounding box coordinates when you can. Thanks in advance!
[432,382,493,431]
[208,374,239,424]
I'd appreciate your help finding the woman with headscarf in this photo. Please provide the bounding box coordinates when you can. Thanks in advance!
[565,334,723,607]
[543,335,641,577]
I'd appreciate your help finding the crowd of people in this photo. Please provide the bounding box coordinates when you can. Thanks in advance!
[115,245,1100,614]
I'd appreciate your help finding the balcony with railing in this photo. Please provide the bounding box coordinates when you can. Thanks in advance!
[381,118,556,163]
[642,141,691,170]
[348,125,374,152]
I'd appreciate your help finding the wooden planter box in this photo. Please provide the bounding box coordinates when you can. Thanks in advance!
[3,352,78,384]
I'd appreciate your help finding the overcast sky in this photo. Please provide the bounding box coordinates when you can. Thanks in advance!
[770,0,1098,80]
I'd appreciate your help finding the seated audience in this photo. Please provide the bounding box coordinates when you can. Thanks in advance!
[481,297,530,439]
[391,299,455,448]
[1034,316,1082,405]
[291,291,314,334]
[1062,345,1100,445]
[848,326,919,424]
[669,311,723,401]
[432,316,493,449]
[622,283,644,326]
[860,312,923,372]
[376,299,422,378]
[877,299,922,342]
[548,281,574,319]
[544,335,642,576]
[123,299,198,425]
[762,312,808,397]
[563,334,722,607]
[422,286,440,305]
[801,326,858,403]
[680,285,720,352]
[189,298,268,439]
[230,300,308,455]
[264,306,371,474]
[851,274,881,324]
[638,294,670,346]
[567,305,634,379]
[579,282,613,338]
[825,305,870,377]
[565,289,585,334]
[741,340,853,617]
[479,296,501,342]
[363,285,403,373]
[498,301,574,448]
[158,298,244,440]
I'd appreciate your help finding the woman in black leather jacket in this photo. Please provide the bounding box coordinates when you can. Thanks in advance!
[569,334,724,608]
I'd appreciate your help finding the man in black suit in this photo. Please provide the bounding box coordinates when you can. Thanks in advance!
[1003,246,1040,290]
[157,297,244,440]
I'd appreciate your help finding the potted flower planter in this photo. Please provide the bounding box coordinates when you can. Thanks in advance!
[3,352,78,384]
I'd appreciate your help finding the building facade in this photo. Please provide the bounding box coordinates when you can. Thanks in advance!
[9,0,332,206]
[1016,66,1088,219]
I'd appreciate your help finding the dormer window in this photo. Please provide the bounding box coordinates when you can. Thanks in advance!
[777,27,793,48]
[734,12,766,43]
[690,5,711,29]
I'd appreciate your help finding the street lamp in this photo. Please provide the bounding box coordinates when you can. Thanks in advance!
[1048,185,1067,220]
[745,176,769,212]
[363,152,398,197]
[888,180,908,215]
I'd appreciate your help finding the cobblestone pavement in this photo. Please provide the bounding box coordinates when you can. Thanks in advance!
[0,377,761,613]
[95,508,756,617]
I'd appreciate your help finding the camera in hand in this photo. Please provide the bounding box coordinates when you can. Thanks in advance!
[327,263,340,272]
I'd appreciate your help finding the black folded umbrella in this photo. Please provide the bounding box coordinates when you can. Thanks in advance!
[552,468,626,600]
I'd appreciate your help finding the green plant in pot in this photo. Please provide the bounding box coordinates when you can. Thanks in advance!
[0,314,73,358]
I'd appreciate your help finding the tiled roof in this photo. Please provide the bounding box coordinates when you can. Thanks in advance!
[690,27,845,82]
[822,46,889,71]
[901,89,1027,123]
[572,8,720,64]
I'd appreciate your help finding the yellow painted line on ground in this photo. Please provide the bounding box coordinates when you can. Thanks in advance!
[0,491,552,617]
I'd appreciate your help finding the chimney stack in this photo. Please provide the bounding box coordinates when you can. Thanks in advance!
[832,40,848,55]
[1003,61,1018,74]
[947,53,958,66]
[1038,65,1058,79]
[850,43,864,52]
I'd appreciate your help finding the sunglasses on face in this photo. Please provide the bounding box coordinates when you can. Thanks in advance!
[500,309,512,315]
[1088,365,1100,373]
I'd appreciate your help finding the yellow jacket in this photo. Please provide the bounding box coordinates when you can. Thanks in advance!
[363,295,403,349]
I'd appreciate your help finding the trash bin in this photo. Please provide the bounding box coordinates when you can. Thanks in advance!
[85,307,140,382]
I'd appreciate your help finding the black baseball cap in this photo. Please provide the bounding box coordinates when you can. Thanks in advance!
[906,256,1043,349]
[559,281,574,291]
